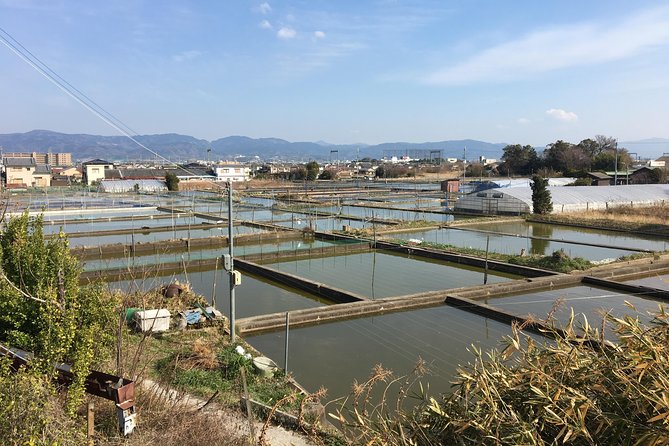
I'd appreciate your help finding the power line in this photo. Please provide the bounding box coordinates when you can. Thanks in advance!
[0,26,208,176]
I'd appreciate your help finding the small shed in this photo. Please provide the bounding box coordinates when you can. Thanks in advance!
[441,178,460,193]
[586,171,612,186]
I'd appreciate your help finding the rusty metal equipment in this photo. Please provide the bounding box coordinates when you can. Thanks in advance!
[0,343,136,435]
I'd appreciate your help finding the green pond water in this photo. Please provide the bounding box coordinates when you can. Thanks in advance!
[486,285,665,329]
[246,305,516,399]
[268,250,517,298]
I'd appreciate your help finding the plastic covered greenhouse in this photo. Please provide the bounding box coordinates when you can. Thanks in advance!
[454,184,669,215]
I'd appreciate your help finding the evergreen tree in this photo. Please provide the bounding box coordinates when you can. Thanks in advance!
[305,161,319,181]
[165,172,180,191]
[531,175,553,214]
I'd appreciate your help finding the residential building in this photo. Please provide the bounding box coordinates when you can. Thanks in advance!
[82,159,114,185]
[2,157,52,188]
[213,164,250,182]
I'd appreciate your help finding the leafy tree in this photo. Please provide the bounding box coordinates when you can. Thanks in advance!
[165,172,180,191]
[465,163,486,177]
[0,213,117,414]
[543,140,590,175]
[375,164,407,178]
[500,144,539,176]
[531,175,553,214]
[318,170,334,180]
[290,167,307,181]
[305,161,319,181]
[591,151,617,171]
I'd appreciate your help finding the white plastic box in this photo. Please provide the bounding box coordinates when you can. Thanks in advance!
[134,309,171,332]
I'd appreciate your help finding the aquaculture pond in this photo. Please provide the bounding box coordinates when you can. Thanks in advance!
[485,284,666,329]
[247,304,519,399]
[82,238,339,271]
[389,227,637,261]
[623,273,669,292]
[42,215,212,235]
[465,220,668,253]
[311,205,454,222]
[267,250,517,299]
[66,225,265,247]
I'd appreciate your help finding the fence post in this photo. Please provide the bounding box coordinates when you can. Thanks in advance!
[284,312,290,373]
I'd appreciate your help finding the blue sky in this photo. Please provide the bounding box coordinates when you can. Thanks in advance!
[2,0,669,146]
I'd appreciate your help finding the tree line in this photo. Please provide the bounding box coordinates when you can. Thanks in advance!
[498,135,635,177]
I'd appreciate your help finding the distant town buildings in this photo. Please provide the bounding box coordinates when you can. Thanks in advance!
[2,151,72,166]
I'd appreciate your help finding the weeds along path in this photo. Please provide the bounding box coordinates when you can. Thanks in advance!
[140,378,317,446]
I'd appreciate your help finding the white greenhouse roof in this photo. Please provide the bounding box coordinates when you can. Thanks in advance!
[100,179,167,193]
[488,178,577,188]
[490,184,669,207]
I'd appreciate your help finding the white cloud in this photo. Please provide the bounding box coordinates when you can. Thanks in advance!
[314,30,326,39]
[423,5,669,85]
[172,50,202,63]
[546,108,578,122]
[255,2,271,14]
[517,117,530,125]
[259,19,272,29]
[277,27,297,40]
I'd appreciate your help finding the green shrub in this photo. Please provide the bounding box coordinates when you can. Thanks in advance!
[508,249,592,272]
[218,343,253,380]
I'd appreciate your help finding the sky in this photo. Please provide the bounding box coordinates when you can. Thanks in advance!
[2,0,669,147]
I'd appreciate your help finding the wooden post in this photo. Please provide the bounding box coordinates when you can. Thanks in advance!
[240,368,256,442]
[87,401,95,443]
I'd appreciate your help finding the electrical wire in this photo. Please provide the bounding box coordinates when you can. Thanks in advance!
[0,26,216,180]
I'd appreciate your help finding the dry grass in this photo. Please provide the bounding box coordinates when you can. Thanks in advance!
[333,307,669,445]
[536,204,669,236]
[563,204,669,226]
[95,387,250,446]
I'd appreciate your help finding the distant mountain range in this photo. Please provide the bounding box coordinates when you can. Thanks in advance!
[0,130,506,163]
[1,130,666,163]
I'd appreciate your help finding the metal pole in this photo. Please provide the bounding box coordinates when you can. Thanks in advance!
[484,235,490,285]
[228,180,236,342]
[284,312,290,373]
[614,142,619,186]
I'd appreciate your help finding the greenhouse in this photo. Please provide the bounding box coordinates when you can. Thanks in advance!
[99,179,167,193]
[454,184,669,215]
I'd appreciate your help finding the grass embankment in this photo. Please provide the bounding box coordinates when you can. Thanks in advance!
[117,285,302,411]
[530,204,669,236]
[119,284,350,445]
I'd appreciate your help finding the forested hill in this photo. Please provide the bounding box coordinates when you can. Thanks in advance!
[0,130,506,162]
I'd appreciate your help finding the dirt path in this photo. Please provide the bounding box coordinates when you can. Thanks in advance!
[141,378,319,446]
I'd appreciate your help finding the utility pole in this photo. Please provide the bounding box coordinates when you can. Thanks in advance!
[614,142,618,186]
[226,180,239,342]
[462,147,467,182]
